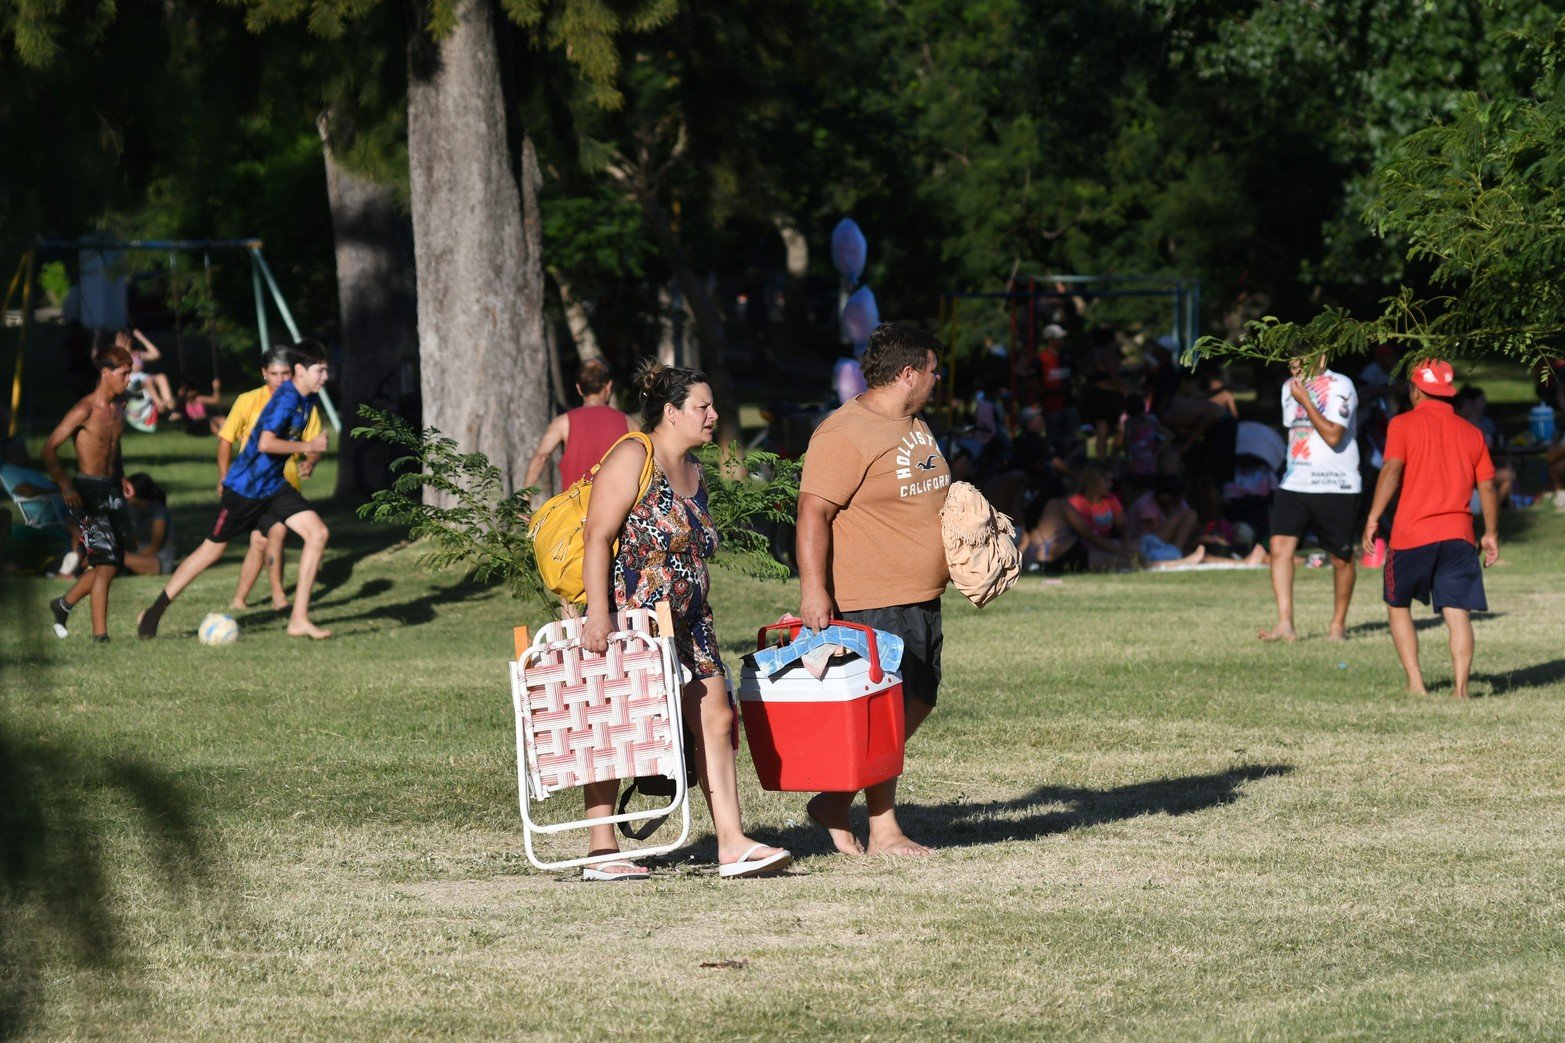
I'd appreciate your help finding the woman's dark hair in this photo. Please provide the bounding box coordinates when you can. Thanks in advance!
[126,472,166,504]
[632,358,709,431]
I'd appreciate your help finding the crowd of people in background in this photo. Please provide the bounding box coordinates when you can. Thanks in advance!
[941,309,1565,582]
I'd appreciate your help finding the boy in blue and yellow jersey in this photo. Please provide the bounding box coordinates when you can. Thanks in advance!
[217,346,323,613]
[139,340,334,640]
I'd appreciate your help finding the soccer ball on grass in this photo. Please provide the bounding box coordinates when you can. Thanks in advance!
[198,613,239,646]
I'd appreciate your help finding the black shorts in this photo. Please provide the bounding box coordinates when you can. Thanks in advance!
[840,598,943,709]
[209,486,313,544]
[1269,488,1360,561]
[70,474,135,568]
[1384,539,1487,613]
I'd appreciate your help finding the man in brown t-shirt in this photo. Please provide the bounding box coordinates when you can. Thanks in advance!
[797,322,951,857]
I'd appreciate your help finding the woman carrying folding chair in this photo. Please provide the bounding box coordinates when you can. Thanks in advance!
[578,360,791,881]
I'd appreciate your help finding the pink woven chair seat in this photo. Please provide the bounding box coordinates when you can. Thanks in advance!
[520,633,678,795]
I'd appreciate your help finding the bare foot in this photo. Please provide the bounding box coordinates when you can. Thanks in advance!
[1258,625,1297,643]
[229,600,248,612]
[271,600,290,613]
[807,793,865,856]
[1406,683,1428,696]
[287,620,333,640]
[867,832,934,857]
[1452,688,1470,700]
[1326,627,1348,643]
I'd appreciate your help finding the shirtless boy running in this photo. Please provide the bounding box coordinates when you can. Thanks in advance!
[43,343,135,642]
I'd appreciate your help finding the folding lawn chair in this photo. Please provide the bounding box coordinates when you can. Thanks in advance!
[0,465,70,531]
[509,602,691,871]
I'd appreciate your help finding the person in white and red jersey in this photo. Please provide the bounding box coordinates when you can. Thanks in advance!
[1259,356,1360,643]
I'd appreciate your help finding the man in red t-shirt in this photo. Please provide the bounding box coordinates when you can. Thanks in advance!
[1361,360,1498,699]
[523,359,634,495]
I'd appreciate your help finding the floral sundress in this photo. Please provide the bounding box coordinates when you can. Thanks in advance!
[612,458,726,680]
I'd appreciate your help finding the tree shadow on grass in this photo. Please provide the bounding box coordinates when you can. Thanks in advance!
[1344,610,1504,638]
[898,763,1295,851]
[312,576,393,610]
[670,764,1294,864]
[2,591,220,1038]
[1427,658,1565,698]
[315,579,488,629]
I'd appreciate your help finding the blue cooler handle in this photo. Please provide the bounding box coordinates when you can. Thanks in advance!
[755,619,884,684]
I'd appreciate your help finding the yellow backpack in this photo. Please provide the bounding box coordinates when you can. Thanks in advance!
[529,431,656,604]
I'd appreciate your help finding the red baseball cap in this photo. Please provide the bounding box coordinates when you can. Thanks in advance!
[1410,359,1457,397]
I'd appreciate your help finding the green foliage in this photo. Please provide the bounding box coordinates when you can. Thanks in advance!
[36,261,68,305]
[1195,18,1565,374]
[694,442,802,582]
[352,406,554,615]
[541,184,655,280]
[351,409,802,617]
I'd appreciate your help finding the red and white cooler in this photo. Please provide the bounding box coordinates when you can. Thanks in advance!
[738,620,906,792]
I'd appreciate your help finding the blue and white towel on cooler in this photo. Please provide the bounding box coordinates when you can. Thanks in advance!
[748,625,903,679]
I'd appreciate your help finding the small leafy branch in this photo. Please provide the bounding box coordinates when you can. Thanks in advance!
[353,406,554,614]
[696,442,802,581]
[353,408,802,616]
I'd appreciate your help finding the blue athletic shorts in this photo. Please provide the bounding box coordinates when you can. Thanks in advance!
[1383,539,1487,613]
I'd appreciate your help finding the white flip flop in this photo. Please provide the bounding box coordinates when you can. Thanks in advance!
[582,859,650,882]
[718,844,793,879]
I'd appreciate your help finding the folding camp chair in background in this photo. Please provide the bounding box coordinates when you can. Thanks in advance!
[510,602,691,872]
[0,465,71,531]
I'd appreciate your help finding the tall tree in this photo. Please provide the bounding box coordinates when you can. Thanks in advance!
[405,0,545,498]
[319,111,419,501]
[236,0,672,501]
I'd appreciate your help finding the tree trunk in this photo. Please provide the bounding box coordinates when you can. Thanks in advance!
[656,282,678,368]
[636,192,741,448]
[318,113,419,502]
[407,0,547,504]
[773,212,813,351]
[550,269,602,363]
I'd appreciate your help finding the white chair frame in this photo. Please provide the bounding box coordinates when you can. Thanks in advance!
[510,605,690,871]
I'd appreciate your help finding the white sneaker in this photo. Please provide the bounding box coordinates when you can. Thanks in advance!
[1553,490,1565,511]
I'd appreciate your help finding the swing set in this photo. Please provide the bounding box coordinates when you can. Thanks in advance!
[3,237,341,437]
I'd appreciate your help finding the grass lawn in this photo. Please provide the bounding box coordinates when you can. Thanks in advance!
[4,429,1564,1040]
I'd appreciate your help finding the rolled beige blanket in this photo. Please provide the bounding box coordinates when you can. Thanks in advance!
[940,481,1020,608]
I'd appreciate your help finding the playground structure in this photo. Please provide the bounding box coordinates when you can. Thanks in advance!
[2,237,341,437]
[936,273,1202,427]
